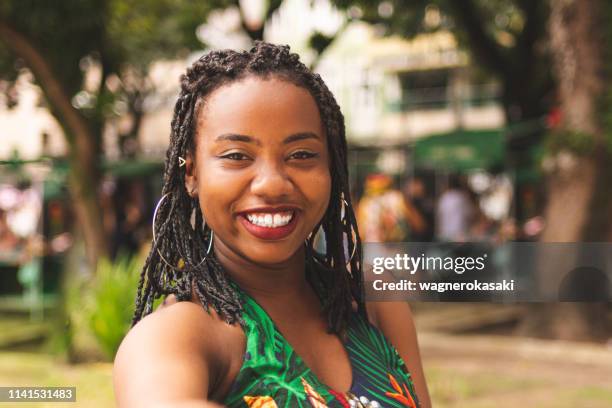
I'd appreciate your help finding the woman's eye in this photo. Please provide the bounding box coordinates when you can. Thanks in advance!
[220,152,249,161]
[289,151,318,160]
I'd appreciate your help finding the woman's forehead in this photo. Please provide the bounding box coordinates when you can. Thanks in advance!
[195,76,325,145]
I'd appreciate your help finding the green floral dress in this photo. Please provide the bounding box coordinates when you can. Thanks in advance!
[222,283,420,408]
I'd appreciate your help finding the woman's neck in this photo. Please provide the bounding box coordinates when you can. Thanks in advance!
[213,237,310,301]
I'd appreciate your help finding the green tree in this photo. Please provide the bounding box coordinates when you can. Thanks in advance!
[0,0,214,269]
[334,0,611,340]
[332,1,553,224]
[515,0,612,341]
[333,0,553,123]
[0,0,317,272]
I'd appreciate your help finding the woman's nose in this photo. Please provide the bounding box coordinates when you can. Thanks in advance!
[250,160,294,199]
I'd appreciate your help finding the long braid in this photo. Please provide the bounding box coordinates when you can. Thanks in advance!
[131,42,366,334]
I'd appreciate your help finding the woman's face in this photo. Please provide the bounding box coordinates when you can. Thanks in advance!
[185,76,331,267]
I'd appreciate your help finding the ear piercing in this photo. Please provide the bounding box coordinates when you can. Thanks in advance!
[306,192,357,266]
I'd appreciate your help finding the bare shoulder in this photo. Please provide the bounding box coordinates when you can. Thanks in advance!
[365,301,419,355]
[116,300,216,356]
[365,301,414,328]
[113,299,243,407]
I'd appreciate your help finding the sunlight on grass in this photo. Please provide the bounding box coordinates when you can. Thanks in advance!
[1,350,612,408]
[0,352,113,408]
[426,365,547,406]
[553,386,612,408]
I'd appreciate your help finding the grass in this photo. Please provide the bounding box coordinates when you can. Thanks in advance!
[556,387,612,408]
[0,317,49,349]
[1,349,611,407]
[422,347,612,408]
[425,365,550,405]
[2,302,612,408]
[0,352,113,408]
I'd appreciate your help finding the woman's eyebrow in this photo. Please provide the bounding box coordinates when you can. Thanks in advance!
[283,132,321,144]
[214,132,321,145]
[214,133,260,145]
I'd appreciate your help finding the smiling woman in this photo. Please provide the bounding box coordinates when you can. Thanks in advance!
[186,77,331,265]
[112,42,430,408]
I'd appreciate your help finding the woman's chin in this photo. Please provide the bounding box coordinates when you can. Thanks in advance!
[238,242,304,266]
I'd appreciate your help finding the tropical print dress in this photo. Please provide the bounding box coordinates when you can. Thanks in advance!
[222,283,420,408]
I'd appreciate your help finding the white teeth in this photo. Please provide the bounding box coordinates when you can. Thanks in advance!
[245,211,294,228]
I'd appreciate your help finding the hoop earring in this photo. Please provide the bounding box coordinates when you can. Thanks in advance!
[152,193,213,270]
[340,193,357,264]
[306,194,356,266]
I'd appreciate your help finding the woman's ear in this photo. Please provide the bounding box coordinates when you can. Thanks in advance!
[183,154,198,197]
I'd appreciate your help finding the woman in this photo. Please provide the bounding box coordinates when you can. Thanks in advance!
[113,42,431,408]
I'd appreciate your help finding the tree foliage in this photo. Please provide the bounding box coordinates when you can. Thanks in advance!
[0,0,296,268]
[0,0,222,144]
[333,0,554,122]
[0,0,219,267]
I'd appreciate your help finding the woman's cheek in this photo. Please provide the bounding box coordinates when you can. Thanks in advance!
[308,168,332,220]
[197,175,237,230]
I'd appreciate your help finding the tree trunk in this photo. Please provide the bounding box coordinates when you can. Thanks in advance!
[0,21,108,270]
[516,0,611,341]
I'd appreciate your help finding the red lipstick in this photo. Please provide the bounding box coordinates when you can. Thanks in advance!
[238,211,299,240]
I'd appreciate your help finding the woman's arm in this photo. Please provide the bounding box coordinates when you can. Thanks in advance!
[113,301,224,408]
[367,301,432,408]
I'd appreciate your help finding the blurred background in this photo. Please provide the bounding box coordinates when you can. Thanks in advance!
[1,0,611,406]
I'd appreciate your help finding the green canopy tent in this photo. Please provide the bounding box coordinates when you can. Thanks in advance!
[413,129,505,172]
[412,123,546,224]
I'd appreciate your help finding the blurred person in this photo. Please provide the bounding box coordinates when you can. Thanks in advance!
[6,183,42,239]
[402,177,434,242]
[112,180,149,257]
[466,187,496,242]
[356,174,425,243]
[435,174,475,242]
[0,184,41,264]
[497,218,518,243]
[114,43,430,408]
[0,208,20,255]
[357,174,406,242]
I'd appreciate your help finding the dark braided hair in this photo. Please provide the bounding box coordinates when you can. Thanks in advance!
[131,41,365,335]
